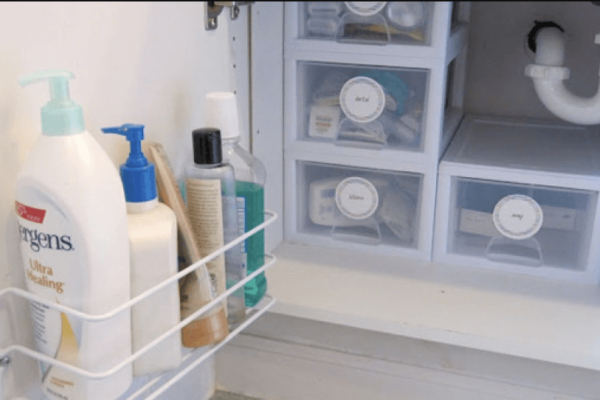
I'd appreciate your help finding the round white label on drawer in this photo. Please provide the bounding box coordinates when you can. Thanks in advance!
[493,195,544,240]
[335,177,379,220]
[386,2,427,30]
[345,2,387,17]
[339,77,386,123]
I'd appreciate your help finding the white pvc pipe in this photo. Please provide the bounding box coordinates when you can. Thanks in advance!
[535,28,565,66]
[531,78,600,125]
[526,27,600,125]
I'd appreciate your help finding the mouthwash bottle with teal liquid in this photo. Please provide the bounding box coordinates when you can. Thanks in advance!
[205,92,267,307]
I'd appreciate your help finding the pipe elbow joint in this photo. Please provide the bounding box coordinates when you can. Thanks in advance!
[525,25,600,125]
[534,27,566,66]
[525,64,570,80]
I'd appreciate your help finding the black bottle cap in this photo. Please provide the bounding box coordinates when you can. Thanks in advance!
[192,127,222,165]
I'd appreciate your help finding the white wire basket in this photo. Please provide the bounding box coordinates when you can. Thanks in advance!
[0,211,278,400]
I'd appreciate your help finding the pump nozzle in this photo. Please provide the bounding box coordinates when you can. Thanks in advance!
[19,69,84,136]
[102,124,157,203]
[102,124,146,166]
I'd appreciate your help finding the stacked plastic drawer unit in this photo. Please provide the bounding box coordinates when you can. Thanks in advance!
[284,2,470,259]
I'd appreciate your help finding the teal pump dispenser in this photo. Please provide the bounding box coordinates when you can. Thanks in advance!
[102,124,157,203]
[19,69,85,136]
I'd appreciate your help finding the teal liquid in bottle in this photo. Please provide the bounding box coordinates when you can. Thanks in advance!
[204,91,268,308]
[236,181,266,307]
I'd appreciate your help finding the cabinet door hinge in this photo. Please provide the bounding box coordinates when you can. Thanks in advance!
[205,2,254,31]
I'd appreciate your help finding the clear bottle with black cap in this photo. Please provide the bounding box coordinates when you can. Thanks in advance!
[205,92,267,308]
[184,127,246,326]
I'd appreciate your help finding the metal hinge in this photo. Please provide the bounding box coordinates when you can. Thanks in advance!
[205,2,254,31]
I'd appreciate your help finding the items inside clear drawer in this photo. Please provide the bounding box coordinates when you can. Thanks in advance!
[297,62,428,152]
[448,178,596,271]
[300,2,434,46]
[296,161,422,248]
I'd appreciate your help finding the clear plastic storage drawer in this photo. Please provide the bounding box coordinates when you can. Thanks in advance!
[298,2,435,46]
[293,161,423,250]
[446,178,597,271]
[434,115,600,283]
[296,61,429,151]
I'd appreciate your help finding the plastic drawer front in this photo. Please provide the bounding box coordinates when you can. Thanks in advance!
[291,160,424,252]
[299,2,435,46]
[296,61,429,152]
[436,176,599,282]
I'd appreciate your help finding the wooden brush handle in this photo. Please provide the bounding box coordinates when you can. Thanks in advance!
[146,142,209,300]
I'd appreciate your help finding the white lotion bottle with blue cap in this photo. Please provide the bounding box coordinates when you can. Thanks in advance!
[102,124,182,377]
[14,70,132,400]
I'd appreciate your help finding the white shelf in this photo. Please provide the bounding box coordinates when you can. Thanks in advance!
[441,114,600,187]
[0,212,278,400]
[285,23,469,69]
[284,47,447,70]
[284,147,431,174]
[267,242,600,371]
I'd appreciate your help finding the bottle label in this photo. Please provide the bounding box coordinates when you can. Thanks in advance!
[344,2,387,16]
[339,77,386,124]
[335,177,379,220]
[493,195,544,240]
[15,200,83,400]
[308,105,342,139]
[235,180,265,307]
[237,197,247,255]
[185,178,227,314]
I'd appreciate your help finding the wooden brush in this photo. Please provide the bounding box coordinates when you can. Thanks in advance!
[146,141,228,347]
